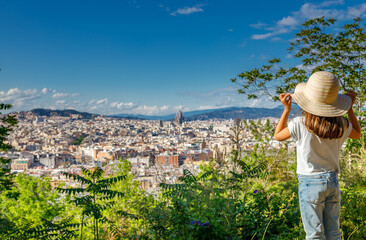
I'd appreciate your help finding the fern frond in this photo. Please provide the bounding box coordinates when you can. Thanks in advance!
[179,169,196,184]
[91,167,104,180]
[61,172,92,185]
[98,189,124,198]
[160,183,187,190]
[72,195,93,206]
[97,175,126,187]
[57,187,86,195]
[198,171,213,181]
[116,210,139,220]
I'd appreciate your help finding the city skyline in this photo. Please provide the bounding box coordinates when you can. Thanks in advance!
[1,0,365,115]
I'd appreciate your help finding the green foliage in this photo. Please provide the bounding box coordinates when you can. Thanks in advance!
[0,103,18,237]
[156,166,234,239]
[72,134,87,146]
[4,217,79,240]
[57,166,126,240]
[0,104,18,195]
[232,17,366,152]
[340,186,366,239]
[0,174,70,239]
[339,137,366,239]
[97,159,156,239]
[232,17,366,109]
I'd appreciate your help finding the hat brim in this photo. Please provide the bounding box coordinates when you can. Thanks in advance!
[292,83,352,117]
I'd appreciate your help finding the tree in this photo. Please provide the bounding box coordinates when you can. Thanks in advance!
[0,103,18,237]
[101,159,156,239]
[231,17,366,111]
[57,166,125,240]
[0,174,64,226]
[0,174,77,240]
[0,104,17,194]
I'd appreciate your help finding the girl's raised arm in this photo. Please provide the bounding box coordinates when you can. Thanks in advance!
[274,93,292,141]
[346,91,361,139]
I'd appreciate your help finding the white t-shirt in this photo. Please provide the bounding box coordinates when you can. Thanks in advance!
[288,116,352,175]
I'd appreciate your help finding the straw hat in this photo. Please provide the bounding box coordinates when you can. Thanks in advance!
[291,71,351,117]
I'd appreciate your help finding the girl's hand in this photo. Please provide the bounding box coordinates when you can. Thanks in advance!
[345,91,356,105]
[279,93,292,111]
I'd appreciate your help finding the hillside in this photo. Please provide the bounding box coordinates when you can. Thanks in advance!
[30,108,98,119]
[113,106,301,121]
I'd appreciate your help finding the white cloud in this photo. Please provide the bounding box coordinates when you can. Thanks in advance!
[319,0,344,8]
[95,98,108,105]
[160,105,169,111]
[277,16,298,27]
[250,1,364,40]
[133,105,177,115]
[297,3,345,20]
[197,105,226,110]
[252,33,275,40]
[0,88,84,112]
[52,92,79,98]
[41,88,52,94]
[248,97,275,108]
[170,3,206,16]
[249,21,269,29]
[87,99,177,116]
[347,3,366,18]
[87,98,111,113]
[0,88,40,107]
[106,103,184,116]
[1,88,187,116]
[2,85,280,116]
[56,100,66,104]
[110,101,137,110]
[52,93,68,98]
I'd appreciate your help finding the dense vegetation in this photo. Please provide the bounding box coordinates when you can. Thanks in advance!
[72,134,87,146]
[0,17,365,239]
[0,116,365,239]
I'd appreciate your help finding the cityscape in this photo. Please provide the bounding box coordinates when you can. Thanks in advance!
[4,109,291,194]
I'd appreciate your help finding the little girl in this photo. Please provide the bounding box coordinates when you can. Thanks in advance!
[274,71,361,240]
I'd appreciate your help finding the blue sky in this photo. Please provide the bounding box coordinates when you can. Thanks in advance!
[1,0,365,115]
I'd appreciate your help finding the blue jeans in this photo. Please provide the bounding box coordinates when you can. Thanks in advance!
[298,172,342,240]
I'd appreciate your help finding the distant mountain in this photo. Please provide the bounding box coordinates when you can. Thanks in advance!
[112,106,301,121]
[111,108,220,121]
[26,106,301,121]
[30,108,98,119]
[185,106,301,120]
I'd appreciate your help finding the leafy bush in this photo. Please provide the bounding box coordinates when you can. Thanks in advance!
[341,186,366,239]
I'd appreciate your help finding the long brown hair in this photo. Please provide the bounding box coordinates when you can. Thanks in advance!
[304,111,349,139]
